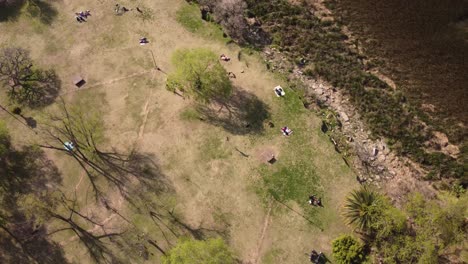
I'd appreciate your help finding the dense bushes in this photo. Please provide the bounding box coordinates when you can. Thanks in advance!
[332,235,367,264]
[343,188,467,263]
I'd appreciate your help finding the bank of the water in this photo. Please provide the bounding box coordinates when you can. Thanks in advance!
[328,0,468,136]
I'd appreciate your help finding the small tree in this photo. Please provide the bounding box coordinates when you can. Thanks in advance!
[332,235,366,264]
[162,238,235,264]
[166,48,232,104]
[343,186,382,232]
[0,47,60,107]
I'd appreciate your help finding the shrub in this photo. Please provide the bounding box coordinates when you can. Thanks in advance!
[332,235,366,264]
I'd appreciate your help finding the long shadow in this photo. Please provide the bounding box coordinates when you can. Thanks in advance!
[272,196,324,231]
[197,88,270,135]
[0,145,62,197]
[40,100,173,208]
[0,142,69,263]
[0,223,69,264]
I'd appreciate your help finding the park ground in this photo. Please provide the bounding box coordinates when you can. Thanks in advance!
[0,0,358,263]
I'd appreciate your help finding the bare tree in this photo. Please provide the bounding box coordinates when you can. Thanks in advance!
[0,47,60,107]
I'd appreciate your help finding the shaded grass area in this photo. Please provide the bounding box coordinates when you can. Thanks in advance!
[244,0,464,183]
[197,89,271,135]
[176,3,231,43]
[0,0,58,24]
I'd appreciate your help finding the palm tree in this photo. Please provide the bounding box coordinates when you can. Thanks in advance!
[343,186,381,232]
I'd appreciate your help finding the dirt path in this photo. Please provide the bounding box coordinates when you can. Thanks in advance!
[250,201,273,264]
[137,76,155,139]
[60,69,155,96]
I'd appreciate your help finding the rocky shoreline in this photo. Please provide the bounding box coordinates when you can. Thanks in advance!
[262,47,435,200]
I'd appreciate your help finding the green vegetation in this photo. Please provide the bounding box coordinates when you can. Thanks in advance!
[262,164,319,208]
[243,0,464,181]
[332,235,367,264]
[166,48,232,104]
[343,187,382,231]
[162,238,235,264]
[176,3,229,43]
[343,188,467,263]
[0,121,9,156]
[198,134,232,161]
[256,91,326,225]
[180,107,201,121]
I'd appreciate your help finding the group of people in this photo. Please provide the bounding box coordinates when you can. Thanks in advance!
[75,10,91,23]
[308,195,323,207]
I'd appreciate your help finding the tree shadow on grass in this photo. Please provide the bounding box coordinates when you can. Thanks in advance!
[0,145,62,197]
[19,69,62,108]
[0,144,69,263]
[0,0,24,22]
[0,0,59,24]
[197,88,270,135]
[0,222,69,264]
[26,0,58,25]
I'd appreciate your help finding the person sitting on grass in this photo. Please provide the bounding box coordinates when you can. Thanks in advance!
[274,86,285,97]
[309,195,324,207]
[310,250,319,263]
[308,195,316,205]
[139,37,149,45]
[316,198,323,207]
[281,126,292,136]
[220,54,230,61]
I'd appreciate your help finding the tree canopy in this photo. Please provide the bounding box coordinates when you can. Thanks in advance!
[162,238,235,264]
[166,48,232,104]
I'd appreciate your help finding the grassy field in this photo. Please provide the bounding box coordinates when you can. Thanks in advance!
[0,1,358,263]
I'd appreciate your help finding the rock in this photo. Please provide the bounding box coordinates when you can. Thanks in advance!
[377,155,386,162]
[340,112,349,122]
[372,147,379,156]
[432,131,449,147]
[316,88,324,95]
[445,144,460,157]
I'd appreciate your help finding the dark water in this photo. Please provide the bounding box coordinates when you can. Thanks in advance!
[332,0,468,125]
